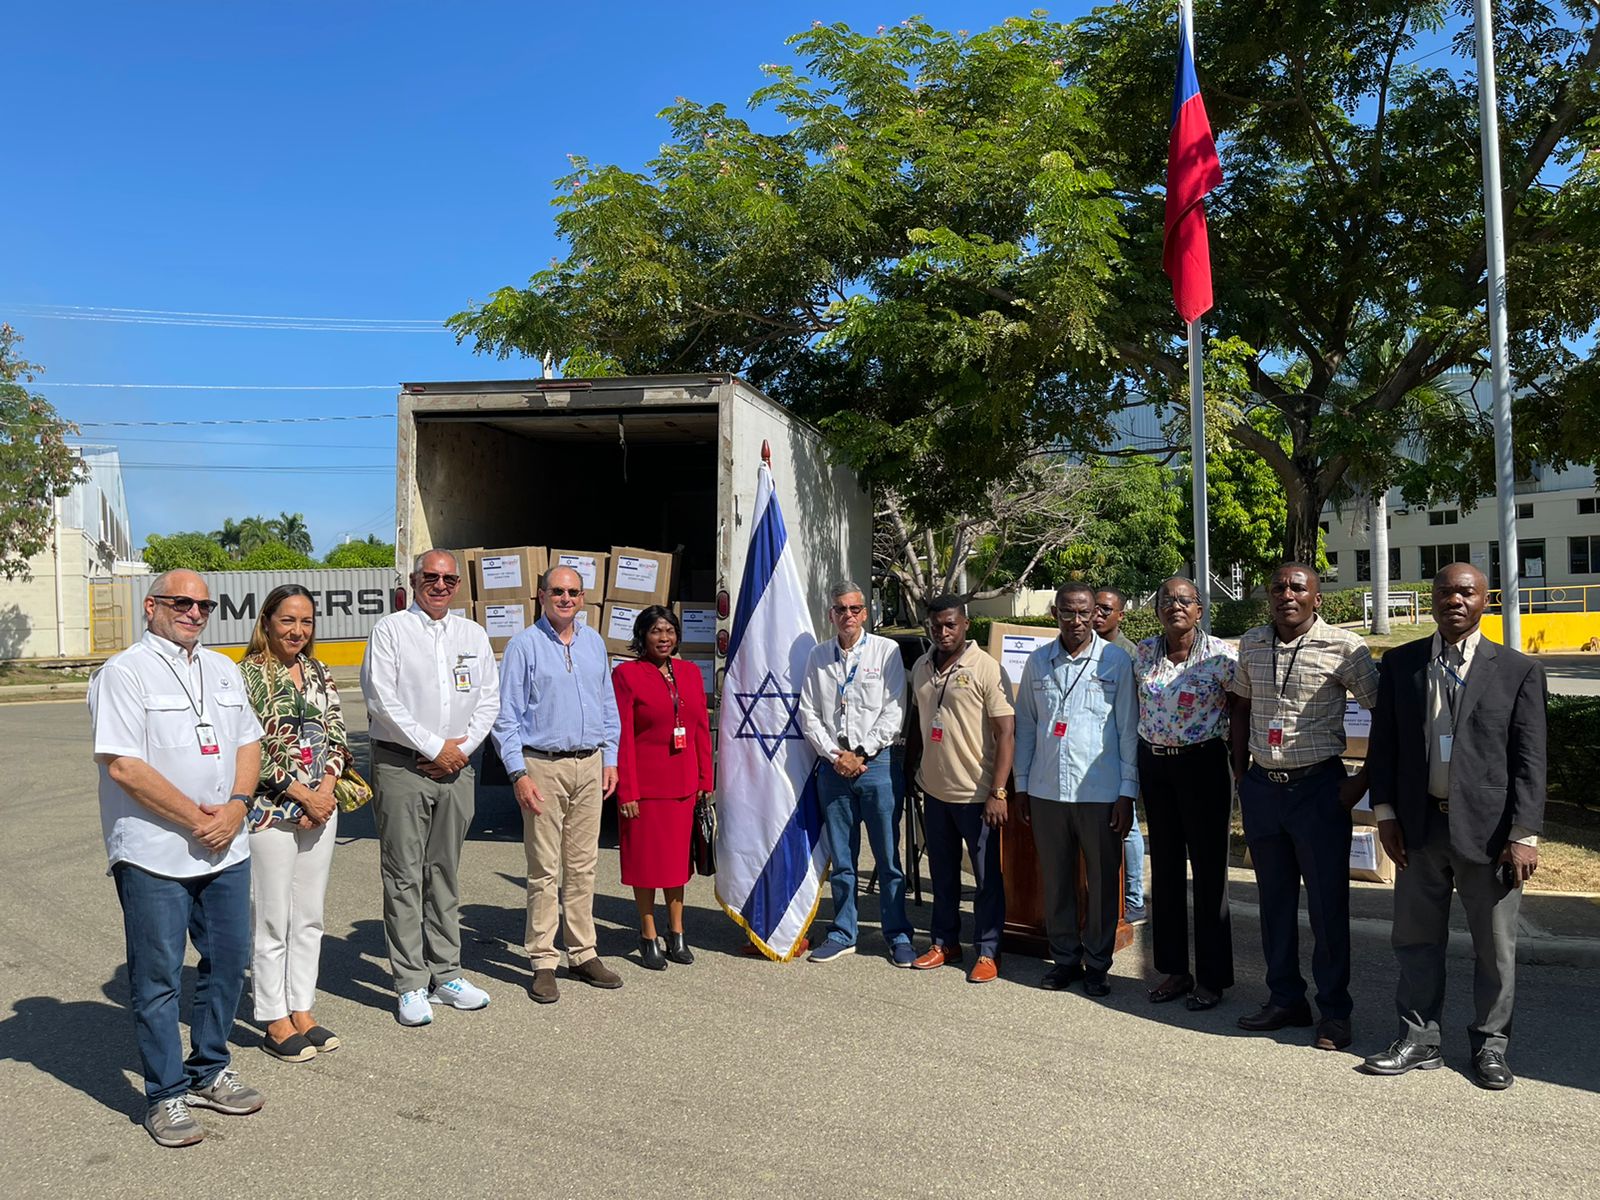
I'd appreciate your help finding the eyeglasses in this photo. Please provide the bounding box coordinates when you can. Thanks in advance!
[418,573,460,588]
[832,604,865,616]
[1157,596,1199,609]
[151,595,218,616]
[546,587,584,598]
[1054,609,1093,623]
[1093,604,1118,616]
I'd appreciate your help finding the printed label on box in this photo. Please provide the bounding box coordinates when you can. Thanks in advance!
[556,553,599,590]
[1344,700,1372,740]
[615,555,660,591]
[483,603,529,638]
[480,555,524,591]
[607,605,642,642]
[686,657,714,692]
[1000,633,1056,687]
[681,609,717,643]
[574,608,591,628]
[1350,828,1379,871]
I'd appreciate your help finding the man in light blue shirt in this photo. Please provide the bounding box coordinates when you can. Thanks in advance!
[493,564,623,1004]
[1014,581,1138,995]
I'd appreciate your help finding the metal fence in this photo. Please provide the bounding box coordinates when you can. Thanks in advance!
[1487,584,1600,614]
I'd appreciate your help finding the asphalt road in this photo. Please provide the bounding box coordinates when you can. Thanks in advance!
[1,697,1597,1199]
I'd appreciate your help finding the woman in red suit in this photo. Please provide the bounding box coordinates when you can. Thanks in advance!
[613,605,714,970]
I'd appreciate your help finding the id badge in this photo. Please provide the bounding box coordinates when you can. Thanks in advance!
[929,714,945,744]
[1177,690,1196,710]
[454,665,472,693]
[299,741,314,767]
[1052,719,1068,739]
[196,722,220,757]
[1438,733,1453,763]
[673,725,687,751]
[1266,718,1285,757]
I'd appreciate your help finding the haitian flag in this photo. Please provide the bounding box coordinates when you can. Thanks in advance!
[1163,0,1224,323]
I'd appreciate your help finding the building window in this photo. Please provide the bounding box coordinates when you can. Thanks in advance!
[1319,520,1330,535]
[1321,552,1339,581]
[1355,549,1402,582]
[1428,509,1459,526]
[1573,536,1600,575]
[1580,497,1598,516]
[1516,502,1533,520]
[1420,543,1474,578]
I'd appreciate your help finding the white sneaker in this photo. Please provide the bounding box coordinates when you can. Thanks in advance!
[429,976,490,1011]
[397,988,434,1026]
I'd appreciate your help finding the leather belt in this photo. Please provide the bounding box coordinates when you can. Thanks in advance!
[1140,738,1221,758]
[524,746,601,760]
[373,739,418,758]
[1250,758,1338,786]
[1430,796,1450,814]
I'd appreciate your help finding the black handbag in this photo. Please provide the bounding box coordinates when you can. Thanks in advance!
[690,793,717,877]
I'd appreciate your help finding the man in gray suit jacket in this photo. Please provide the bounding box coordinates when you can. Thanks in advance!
[1361,562,1546,1090]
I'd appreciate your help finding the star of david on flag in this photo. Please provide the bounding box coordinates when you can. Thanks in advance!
[715,461,825,960]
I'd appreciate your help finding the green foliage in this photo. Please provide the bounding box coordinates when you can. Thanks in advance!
[0,325,86,580]
[1017,458,1184,596]
[237,541,317,571]
[142,532,231,573]
[269,512,313,556]
[966,607,1160,649]
[323,539,395,569]
[1179,410,1292,595]
[1548,696,1600,811]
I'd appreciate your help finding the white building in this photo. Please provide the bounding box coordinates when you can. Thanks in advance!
[0,446,147,659]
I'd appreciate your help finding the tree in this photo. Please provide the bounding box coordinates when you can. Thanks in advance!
[1178,410,1294,596]
[235,515,276,558]
[323,539,396,569]
[450,16,1127,524]
[1067,1,1600,563]
[0,325,86,580]
[269,511,313,556]
[238,541,316,571]
[143,532,231,573]
[209,517,244,559]
[1047,457,1186,597]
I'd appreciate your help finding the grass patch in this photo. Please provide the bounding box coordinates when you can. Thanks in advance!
[0,662,90,685]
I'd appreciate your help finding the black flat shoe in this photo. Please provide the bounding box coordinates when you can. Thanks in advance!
[639,936,668,971]
[1083,972,1111,998]
[665,931,694,965]
[1148,974,1194,1004]
[1041,963,1085,992]
[301,1024,341,1052]
[1473,1048,1514,1091]
[1360,1039,1442,1076]
[262,1031,316,1063]
[1185,988,1222,1012]
[1236,1000,1314,1031]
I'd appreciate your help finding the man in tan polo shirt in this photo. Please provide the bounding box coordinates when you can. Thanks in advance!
[903,595,1015,983]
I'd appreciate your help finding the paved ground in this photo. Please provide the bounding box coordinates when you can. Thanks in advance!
[2,697,1598,1199]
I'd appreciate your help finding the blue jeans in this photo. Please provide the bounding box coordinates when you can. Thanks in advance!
[923,795,1005,958]
[1124,799,1146,908]
[113,859,252,1102]
[818,753,912,947]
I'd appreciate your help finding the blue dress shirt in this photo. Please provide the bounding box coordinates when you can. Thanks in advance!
[1013,632,1139,804]
[493,617,621,772]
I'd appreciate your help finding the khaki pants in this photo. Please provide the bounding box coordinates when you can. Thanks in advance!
[521,749,603,970]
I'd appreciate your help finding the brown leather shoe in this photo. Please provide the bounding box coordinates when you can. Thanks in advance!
[570,957,623,989]
[529,969,559,1005]
[966,956,998,984]
[912,944,962,970]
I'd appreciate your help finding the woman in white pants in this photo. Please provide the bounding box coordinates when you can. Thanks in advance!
[240,584,348,1062]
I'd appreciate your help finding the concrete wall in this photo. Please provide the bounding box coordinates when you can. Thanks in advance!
[968,589,1058,619]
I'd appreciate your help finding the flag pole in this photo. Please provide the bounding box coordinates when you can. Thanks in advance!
[1474,0,1521,648]
[1188,319,1211,628]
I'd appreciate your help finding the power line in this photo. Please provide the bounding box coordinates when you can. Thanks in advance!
[17,414,393,428]
[67,434,393,448]
[14,312,451,333]
[116,462,393,474]
[12,303,444,324]
[31,382,396,390]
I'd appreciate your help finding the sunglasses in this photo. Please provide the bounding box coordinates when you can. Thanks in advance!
[545,587,584,598]
[418,573,460,588]
[1157,596,1199,609]
[832,604,865,616]
[152,594,218,615]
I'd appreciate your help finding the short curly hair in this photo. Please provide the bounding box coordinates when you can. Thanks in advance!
[628,604,682,656]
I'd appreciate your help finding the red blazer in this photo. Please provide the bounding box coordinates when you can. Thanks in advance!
[613,657,714,803]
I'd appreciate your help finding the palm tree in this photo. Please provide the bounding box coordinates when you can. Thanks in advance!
[270,511,313,556]
[236,515,275,557]
[210,518,244,559]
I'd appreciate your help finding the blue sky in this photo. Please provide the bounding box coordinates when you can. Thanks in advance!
[5,1,1086,557]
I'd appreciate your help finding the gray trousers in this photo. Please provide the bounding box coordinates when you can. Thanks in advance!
[1031,800,1120,972]
[371,743,475,993]
[1393,807,1521,1054]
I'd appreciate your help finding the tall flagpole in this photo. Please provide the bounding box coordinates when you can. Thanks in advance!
[1189,320,1211,626]
[1475,0,1521,648]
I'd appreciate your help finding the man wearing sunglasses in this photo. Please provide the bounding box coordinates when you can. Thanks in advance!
[797,580,913,966]
[90,570,268,1146]
[361,549,500,1027]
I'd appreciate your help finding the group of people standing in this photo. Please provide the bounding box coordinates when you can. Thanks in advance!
[88,551,1545,1149]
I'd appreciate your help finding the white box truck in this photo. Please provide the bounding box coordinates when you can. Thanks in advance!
[393,374,872,694]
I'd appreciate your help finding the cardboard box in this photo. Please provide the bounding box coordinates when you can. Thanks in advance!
[609,653,638,670]
[602,600,647,656]
[607,545,675,606]
[676,601,718,649]
[573,603,602,632]
[1349,826,1396,883]
[985,622,1059,690]
[476,547,548,604]
[683,654,716,698]
[1343,700,1372,759]
[548,549,608,601]
[475,599,535,655]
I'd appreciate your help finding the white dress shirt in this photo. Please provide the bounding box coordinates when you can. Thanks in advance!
[89,630,264,878]
[361,605,500,760]
[798,632,907,762]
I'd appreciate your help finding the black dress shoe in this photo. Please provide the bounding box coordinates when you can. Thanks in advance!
[1236,1000,1314,1031]
[1083,972,1111,998]
[1473,1048,1514,1091]
[665,931,694,965]
[639,937,668,971]
[1313,1018,1353,1051]
[1360,1039,1442,1075]
[1041,963,1085,991]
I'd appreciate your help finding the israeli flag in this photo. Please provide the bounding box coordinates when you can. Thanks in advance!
[715,461,824,960]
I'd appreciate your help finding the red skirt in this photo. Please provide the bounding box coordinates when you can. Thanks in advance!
[618,794,695,888]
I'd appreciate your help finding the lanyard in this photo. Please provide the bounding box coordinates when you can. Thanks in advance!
[154,650,207,722]
[928,647,967,713]
[836,641,863,713]
[1050,646,1096,716]
[660,660,681,724]
[1437,650,1466,727]
[1269,633,1305,700]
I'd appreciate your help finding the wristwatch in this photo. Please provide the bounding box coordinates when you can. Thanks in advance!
[229,793,251,805]
[508,769,528,784]
[989,787,1009,801]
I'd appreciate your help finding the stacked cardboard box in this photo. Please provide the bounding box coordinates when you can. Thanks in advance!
[549,549,608,601]
[1349,826,1397,883]
[476,547,546,604]
[602,600,647,657]
[675,602,717,650]
[607,545,675,607]
[476,599,536,655]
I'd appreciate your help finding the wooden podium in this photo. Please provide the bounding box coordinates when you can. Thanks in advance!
[998,800,1135,957]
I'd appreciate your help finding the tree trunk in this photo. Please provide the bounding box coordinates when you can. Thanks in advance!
[1284,486,1324,572]
[1369,488,1391,635]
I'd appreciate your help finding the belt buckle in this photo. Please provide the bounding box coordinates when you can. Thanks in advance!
[1438,800,1450,813]
[1267,769,1290,784]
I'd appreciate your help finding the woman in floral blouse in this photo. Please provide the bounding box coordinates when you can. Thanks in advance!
[1133,577,1240,1013]
[239,584,348,1062]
